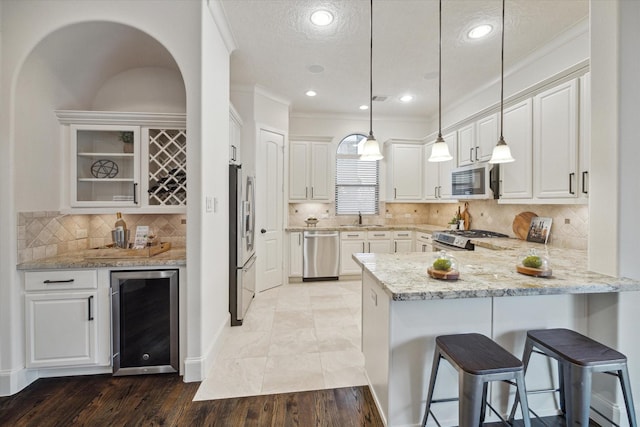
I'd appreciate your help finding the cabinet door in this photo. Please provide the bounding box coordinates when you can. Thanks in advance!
[289,232,303,277]
[476,114,498,162]
[229,112,241,165]
[391,144,423,200]
[289,142,309,200]
[500,99,533,199]
[310,143,331,201]
[424,143,439,200]
[457,123,476,166]
[438,131,457,198]
[393,239,413,253]
[71,125,140,207]
[534,79,578,198]
[579,72,590,198]
[25,291,98,368]
[340,239,365,275]
[368,239,392,254]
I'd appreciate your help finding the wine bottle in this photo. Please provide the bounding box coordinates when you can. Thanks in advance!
[115,212,127,231]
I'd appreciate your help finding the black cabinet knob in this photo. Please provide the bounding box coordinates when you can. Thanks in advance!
[260,229,267,234]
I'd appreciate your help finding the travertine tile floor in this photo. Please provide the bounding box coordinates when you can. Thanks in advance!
[194,280,366,400]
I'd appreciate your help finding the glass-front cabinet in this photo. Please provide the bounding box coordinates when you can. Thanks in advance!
[72,125,141,207]
[58,111,187,212]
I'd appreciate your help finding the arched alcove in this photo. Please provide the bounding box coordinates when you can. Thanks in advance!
[14,21,185,211]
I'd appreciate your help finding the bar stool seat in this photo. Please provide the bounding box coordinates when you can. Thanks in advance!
[422,333,531,427]
[510,328,637,427]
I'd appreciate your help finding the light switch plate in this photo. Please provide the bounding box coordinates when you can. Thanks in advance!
[206,196,213,213]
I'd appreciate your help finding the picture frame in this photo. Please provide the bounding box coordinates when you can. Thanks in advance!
[526,217,553,244]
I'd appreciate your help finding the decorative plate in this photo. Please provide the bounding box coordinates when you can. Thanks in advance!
[91,159,119,178]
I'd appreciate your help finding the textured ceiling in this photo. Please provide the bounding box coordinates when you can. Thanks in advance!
[221,0,588,118]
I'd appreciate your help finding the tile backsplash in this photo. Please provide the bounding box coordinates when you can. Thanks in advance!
[289,201,588,250]
[18,211,186,263]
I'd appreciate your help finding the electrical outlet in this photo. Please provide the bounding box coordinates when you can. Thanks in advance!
[565,218,570,224]
[385,213,393,218]
[205,196,213,213]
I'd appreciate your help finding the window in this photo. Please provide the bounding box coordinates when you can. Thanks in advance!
[335,134,379,215]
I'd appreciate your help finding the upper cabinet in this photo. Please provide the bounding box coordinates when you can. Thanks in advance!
[424,131,457,200]
[533,79,579,199]
[289,139,332,202]
[579,72,590,198]
[385,141,424,201]
[57,111,187,212]
[229,105,242,165]
[457,114,498,166]
[499,99,533,199]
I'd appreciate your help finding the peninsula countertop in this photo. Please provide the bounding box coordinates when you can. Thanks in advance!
[353,245,640,301]
[17,247,186,270]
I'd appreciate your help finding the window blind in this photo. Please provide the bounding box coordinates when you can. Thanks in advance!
[335,136,379,215]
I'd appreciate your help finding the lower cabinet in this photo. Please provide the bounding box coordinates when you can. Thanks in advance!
[288,232,303,277]
[24,269,108,369]
[392,231,413,253]
[340,231,366,275]
[416,232,433,252]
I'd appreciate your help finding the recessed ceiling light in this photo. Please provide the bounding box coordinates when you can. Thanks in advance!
[307,64,325,74]
[310,10,333,26]
[468,24,493,39]
[359,105,369,110]
[306,90,317,97]
[400,95,414,102]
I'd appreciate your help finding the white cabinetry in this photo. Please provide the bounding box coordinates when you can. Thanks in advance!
[340,231,366,275]
[500,99,533,199]
[288,232,303,277]
[416,232,433,252]
[392,230,413,253]
[57,111,187,212]
[367,230,392,254]
[229,105,242,165]
[24,270,106,369]
[385,142,424,201]
[289,140,332,202]
[579,72,590,197]
[458,114,498,166]
[533,79,579,199]
[457,123,476,166]
[424,131,457,200]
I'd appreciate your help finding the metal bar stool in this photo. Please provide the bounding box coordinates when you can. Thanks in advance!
[509,328,637,427]
[421,333,531,427]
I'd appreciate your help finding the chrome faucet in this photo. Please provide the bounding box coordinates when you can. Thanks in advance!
[358,211,362,225]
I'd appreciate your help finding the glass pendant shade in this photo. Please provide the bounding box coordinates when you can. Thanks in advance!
[428,135,452,162]
[488,137,515,163]
[360,134,383,161]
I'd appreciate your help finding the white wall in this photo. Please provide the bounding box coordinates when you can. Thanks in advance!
[0,0,231,395]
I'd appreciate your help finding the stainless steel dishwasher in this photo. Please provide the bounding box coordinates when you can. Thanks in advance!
[303,230,340,281]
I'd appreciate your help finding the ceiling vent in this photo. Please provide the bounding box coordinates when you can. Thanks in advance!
[372,95,388,102]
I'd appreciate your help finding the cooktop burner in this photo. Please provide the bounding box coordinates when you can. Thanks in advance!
[438,229,509,238]
[432,229,509,250]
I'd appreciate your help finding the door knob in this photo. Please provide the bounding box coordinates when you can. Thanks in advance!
[260,228,266,234]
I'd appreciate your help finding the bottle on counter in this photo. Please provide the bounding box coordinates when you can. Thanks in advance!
[115,212,127,231]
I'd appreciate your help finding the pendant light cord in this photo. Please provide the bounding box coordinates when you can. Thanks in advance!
[369,0,374,138]
[499,0,505,140]
[438,0,442,138]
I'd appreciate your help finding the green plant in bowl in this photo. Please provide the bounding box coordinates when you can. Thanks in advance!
[433,258,452,271]
[522,255,542,269]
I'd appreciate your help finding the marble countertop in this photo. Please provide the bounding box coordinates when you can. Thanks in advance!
[353,246,640,301]
[17,247,186,270]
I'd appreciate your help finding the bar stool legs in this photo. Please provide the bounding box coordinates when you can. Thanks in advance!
[421,333,531,427]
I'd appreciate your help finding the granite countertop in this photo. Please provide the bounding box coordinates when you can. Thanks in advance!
[353,247,640,301]
[286,223,443,233]
[17,247,186,270]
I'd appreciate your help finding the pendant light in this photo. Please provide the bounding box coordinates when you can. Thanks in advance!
[360,0,384,161]
[428,0,452,162]
[489,0,515,164]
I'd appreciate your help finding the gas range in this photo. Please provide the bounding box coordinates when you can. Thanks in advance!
[432,229,509,251]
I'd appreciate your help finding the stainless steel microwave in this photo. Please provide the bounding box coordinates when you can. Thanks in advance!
[451,163,497,199]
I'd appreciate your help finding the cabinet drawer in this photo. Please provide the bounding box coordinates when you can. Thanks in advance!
[392,230,413,239]
[367,230,391,240]
[25,270,98,291]
[341,231,366,240]
[416,232,432,243]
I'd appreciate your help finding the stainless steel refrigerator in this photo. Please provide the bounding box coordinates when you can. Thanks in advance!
[229,164,256,326]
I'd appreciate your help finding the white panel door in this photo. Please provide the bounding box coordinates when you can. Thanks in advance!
[310,142,331,201]
[457,123,476,166]
[500,99,533,199]
[340,239,365,275]
[533,79,578,198]
[368,239,391,254]
[438,131,457,198]
[391,144,423,200]
[423,143,439,200]
[289,142,308,201]
[476,113,498,162]
[257,129,284,292]
[288,232,303,277]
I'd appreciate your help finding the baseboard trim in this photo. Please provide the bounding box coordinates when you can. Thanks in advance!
[591,392,623,426]
[0,368,38,397]
[183,313,230,383]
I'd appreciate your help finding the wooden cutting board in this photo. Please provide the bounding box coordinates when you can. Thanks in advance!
[512,212,537,240]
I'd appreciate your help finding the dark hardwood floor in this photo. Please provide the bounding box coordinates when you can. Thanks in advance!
[0,374,383,426]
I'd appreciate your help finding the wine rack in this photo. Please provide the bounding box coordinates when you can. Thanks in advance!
[148,129,187,206]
